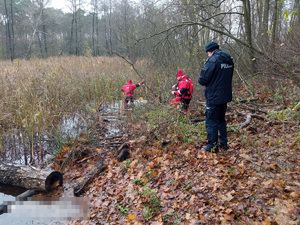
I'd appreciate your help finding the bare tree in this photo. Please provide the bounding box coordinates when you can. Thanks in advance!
[271,0,279,48]
[4,0,13,61]
[91,0,99,56]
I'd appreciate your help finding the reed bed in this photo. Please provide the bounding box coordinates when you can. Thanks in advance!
[0,56,150,164]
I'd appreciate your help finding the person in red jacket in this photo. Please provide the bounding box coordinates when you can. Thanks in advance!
[170,70,192,112]
[121,79,144,105]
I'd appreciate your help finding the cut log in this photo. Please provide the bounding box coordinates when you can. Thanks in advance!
[73,160,105,196]
[0,163,63,192]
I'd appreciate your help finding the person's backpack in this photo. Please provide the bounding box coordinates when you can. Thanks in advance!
[187,77,194,95]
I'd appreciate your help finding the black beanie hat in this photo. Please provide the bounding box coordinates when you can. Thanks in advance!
[205,41,219,52]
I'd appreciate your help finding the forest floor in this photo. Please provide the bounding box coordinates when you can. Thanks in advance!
[49,90,300,225]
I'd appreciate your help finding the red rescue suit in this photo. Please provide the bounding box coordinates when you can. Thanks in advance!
[171,70,192,112]
[121,80,143,105]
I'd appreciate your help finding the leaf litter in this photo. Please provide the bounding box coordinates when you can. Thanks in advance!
[51,100,299,225]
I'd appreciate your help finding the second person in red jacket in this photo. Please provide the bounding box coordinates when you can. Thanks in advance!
[170,70,193,112]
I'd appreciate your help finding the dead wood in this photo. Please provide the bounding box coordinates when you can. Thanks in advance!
[232,102,268,114]
[0,163,62,192]
[192,118,206,123]
[238,114,267,128]
[116,143,130,162]
[247,102,276,108]
[292,101,300,111]
[237,113,291,128]
[16,189,37,200]
[234,98,259,103]
[73,160,105,196]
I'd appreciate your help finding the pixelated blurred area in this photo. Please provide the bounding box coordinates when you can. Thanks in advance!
[6,197,89,219]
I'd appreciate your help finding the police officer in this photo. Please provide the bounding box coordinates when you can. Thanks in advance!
[198,42,234,153]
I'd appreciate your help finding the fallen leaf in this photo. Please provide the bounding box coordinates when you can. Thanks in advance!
[145,150,151,156]
[183,149,190,157]
[153,149,160,155]
[225,208,232,214]
[262,217,271,225]
[136,170,143,179]
[185,213,191,220]
[240,153,252,161]
[128,214,135,220]
[164,154,172,160]
[222,192,234,202]
[262,179,273,186]
[290,191,300,198]
[130,159,138,169]
[229,156,236,164]
[157,157,163,163]
[275,214,290,225]
[148,162,155,169]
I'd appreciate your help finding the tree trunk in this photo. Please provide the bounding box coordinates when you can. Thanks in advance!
[10,0,15,59]
[42,5,48,57]
[297,0,300,24]
[271,0,279,48]
[0,163,63,192]
[109,0,113,55]
[92,6,96,56]
[37,30,44,57]
[4,0,13,61]
[242,0,257,73]
[262,0,270,41]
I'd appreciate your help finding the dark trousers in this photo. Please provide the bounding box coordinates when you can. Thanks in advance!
[124,96,134,105]
[205,103,228,150]
[181,98,191,111]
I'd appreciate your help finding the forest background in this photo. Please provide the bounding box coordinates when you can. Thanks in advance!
[0,0,299,224]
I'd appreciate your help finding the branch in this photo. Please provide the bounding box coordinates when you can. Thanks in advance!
[235,69,255,96]
[234,98,259,103]
[238,114,267,128]
[293,102,300,111]
[141,21,300,86]
[232,102,268,114]
[111,51,153,92]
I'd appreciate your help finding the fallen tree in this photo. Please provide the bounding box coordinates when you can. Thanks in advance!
[73,159,105,196]
[0,163,63,192]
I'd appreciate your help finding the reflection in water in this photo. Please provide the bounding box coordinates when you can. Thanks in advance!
[0,100,147,163]
[0,113,88,164]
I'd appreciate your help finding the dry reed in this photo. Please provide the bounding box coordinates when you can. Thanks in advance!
[0,56,148,163]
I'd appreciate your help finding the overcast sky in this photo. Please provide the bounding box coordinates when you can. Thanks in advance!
[48,0,69,12]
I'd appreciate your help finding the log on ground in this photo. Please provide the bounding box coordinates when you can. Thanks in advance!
[73,160,105,196]
[0,163,63,192]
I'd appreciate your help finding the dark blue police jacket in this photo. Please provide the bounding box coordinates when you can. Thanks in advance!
[198,49,234,104]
